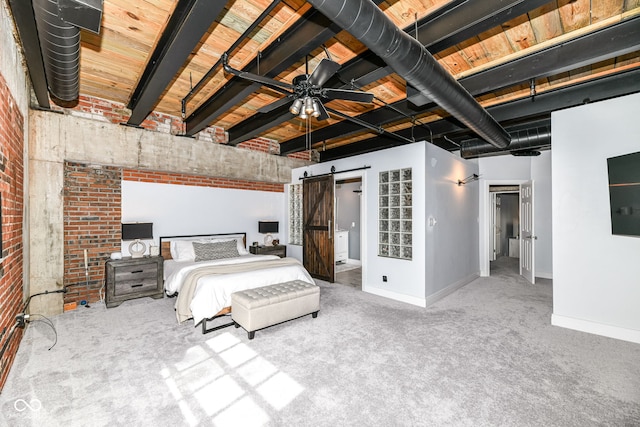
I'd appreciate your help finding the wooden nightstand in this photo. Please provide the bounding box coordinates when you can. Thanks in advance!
[249,244,287,258]
[105,256,164,308]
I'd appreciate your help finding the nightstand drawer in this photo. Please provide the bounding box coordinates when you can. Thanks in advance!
[114,276,157,296]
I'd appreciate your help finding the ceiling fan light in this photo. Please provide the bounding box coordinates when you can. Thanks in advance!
[290,98,303,115]
[304,97,314,115]
[299,110,308,119]
[311,99,321,118]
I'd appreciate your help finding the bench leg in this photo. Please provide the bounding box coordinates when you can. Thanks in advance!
[248,331,255,340]
[312,311,319,318]
[234,321,241,328]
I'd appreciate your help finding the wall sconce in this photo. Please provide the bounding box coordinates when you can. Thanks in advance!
[457,173,479,186]
[258,221,279,245]
[122,222,153,258]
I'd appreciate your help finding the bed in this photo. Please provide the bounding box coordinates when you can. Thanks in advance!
[159,232,314,333]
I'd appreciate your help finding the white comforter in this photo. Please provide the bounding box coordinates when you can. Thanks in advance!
[164,254,314,325]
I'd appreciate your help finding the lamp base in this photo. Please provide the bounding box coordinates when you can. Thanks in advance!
[129,239,147,258]
[263,233,273,246]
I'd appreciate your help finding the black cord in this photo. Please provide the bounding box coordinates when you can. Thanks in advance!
[22,288,66,313]
[27,314,57,351]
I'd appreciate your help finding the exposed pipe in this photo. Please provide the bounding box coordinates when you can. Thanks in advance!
[461,125,551,159]
[306,0,511,149]
[32,0,81,101]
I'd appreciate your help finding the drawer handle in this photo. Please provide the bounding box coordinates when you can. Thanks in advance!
[131,284,143,288]
[130,270,143,274]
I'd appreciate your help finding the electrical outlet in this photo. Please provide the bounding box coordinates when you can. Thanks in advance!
[382,275,387,282]
[16,314,26,328]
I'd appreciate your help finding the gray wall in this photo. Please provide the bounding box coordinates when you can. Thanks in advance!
[336,180,361,260]
[425,145,480,299]
[499,193,519,256]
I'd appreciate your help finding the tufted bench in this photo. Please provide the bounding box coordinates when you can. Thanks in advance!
[231,280,320,339]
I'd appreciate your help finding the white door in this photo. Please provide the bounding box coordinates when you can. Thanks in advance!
[520,181,535,283]
[490,193,497,261]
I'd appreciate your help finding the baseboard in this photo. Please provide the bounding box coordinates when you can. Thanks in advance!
[363,273,479,309]
[551,314,640,344]
[536,271,553,280]
[424,273,479,307]
[363,286,427,308]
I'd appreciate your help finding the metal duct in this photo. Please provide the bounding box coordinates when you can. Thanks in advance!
[461,125,551,159]
[306,0,511,149]
[32,0,81,101]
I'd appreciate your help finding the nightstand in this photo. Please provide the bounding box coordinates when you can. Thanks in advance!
[249,244,287,258]
[105,256,164,308]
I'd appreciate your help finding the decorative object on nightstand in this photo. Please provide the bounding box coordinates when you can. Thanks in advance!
[249,244,287,258]
[258,220,278,246]
[105,256,163,308]
[122,222,153,258]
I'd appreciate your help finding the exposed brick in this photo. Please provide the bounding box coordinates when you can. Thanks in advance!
[0,73,25,391]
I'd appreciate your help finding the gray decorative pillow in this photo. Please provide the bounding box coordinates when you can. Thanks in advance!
[193,240,239,261]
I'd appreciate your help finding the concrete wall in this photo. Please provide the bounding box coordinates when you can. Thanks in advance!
[551,92,640,343]
[28,111,309,316]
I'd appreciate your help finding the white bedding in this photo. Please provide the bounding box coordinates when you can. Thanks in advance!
[164,254,314,325]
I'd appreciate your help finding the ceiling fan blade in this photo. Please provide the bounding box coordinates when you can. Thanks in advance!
[308,59,341,87]
[322,88,374,103]
[315,100,330,121]
[258,96,293,114]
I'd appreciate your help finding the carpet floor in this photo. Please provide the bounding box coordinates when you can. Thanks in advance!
[1,264,638,426]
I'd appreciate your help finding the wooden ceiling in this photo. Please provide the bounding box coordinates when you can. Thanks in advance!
[11,0,640,159]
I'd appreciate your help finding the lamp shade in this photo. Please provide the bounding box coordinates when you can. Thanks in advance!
[258,221,279,233]
[121,222,153,240]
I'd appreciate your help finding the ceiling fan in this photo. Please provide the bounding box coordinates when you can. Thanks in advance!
[222,53,374,121]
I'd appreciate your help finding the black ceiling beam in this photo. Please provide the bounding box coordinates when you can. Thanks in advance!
[234,0,546,147]
[7,0,50,108]
[319,68,640,161]
[282,14,640,155]
[184,5,359,136]
[127,0,227,126]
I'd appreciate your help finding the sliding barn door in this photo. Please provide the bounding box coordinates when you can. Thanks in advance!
[303,175,335,282]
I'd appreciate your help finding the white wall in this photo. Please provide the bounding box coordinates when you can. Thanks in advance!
[551,92,640,343]
[477,152,553,278]
[425,145,480,302]
[292,143,427,306]
[121,181,285,256]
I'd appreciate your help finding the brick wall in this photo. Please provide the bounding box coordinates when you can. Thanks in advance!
[0,73,25,390]
[122,170,284,193]
[62,167,285,307]
[63,162,121,306]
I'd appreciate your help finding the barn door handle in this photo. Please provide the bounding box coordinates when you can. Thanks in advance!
[328,220,332,239]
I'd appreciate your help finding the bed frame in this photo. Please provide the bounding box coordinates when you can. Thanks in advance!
[159,232,247,334]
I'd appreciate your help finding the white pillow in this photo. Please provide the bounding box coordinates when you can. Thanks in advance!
[170,240,195,261]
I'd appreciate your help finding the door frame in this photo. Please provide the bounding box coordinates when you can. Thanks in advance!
[480,179,527,277]
[333,169,367,288]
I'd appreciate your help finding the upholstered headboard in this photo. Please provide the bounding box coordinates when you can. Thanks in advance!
[159,233,247,260]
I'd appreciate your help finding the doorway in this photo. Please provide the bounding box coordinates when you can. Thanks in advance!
[490,186,520,276]
[334,176,363,289]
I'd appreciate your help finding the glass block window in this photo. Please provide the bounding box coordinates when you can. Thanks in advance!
[379,168,412,260]
[288,184,303,245]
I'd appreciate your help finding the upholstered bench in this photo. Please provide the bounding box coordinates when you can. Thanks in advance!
[231,280,320,339]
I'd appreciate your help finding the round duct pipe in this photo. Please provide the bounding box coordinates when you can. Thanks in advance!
[306,0,511,149]
[461,125,551,159]
[32,0,80,102]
